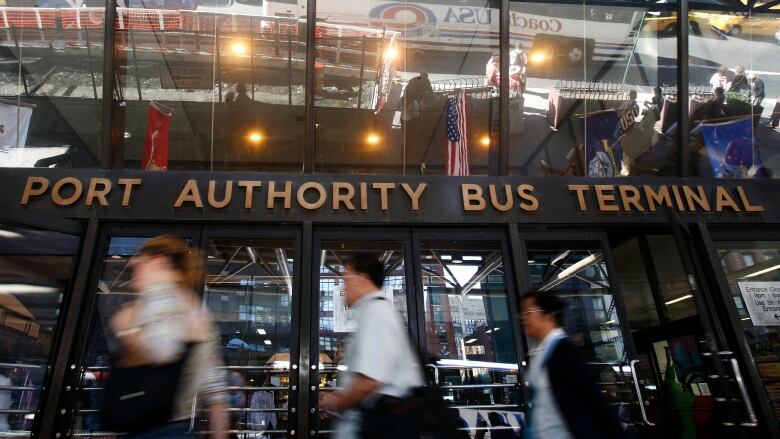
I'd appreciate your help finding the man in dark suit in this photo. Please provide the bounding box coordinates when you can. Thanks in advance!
[521,291,625,439]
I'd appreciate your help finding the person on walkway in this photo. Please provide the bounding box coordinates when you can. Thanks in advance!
[108,235,228,438]
[748,72,765,107]
[729,65,749,93]
[709,66,731,91]
[320,253,423,439]
[521,291,625,439]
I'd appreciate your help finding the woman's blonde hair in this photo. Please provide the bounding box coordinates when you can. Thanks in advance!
[137,235,202,290]
[735,65,745,75]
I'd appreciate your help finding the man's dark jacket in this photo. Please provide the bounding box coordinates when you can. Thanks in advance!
[546,338,627,439]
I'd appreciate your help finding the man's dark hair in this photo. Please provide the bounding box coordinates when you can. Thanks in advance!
[345,253,385,289]
[521,291,565,327]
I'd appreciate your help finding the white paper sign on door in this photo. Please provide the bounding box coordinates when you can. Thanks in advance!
[333,284,395,333]
[737,282,780,326]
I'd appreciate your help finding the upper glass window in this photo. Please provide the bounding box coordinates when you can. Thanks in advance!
[0,1,105,168]
[314,0,499,175]
[509,1,678,177]
[687,4,780,179]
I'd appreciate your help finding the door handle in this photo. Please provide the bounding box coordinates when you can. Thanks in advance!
[728,358,759,427]
[629,360,655,426]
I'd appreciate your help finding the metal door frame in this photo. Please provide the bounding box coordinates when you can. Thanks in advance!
[46,222,206,437]
[0,213,86,438]
[692,223,780,438]
[198,224,304,437]
[514,229,639,359]
[305,226,418,437]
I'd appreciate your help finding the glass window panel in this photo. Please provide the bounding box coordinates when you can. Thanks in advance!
[420,240,521,434]
[203,239,294,435]
[0,221,78,435]
[509,1,677,177]
[69,235,189,437]
[113,2,305,171]
[688,8,778,179]
[0,2,104,168]
[717,241,780,424]
[316,240,407,436]
[313,1,498,174]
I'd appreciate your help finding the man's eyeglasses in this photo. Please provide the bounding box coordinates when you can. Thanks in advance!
[521,309,543,316]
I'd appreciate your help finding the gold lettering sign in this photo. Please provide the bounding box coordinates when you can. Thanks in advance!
[16,176,767,217]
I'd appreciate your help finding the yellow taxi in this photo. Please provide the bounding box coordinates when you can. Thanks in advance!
[641,11,716,35]
[708,2,780,37]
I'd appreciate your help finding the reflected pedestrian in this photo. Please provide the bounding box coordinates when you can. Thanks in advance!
[709,66,730,91]
[729,65,748,93]
[104,235,228,438]
[235,83,251,104]
[748,72,765,107]
[320,253,423,439]
[521,292,625,439]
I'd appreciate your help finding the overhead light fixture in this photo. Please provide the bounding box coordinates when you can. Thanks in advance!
[0,284,58,294]
[123,132,131,139]
[493,327,500,331]
[365,133,381,147]
[247,131,264,144]
[741,317,751,321]
[530,52,546,64]
[230,41,247,55]
[264,340,272,345]
[665,294,693,306]
[452,254,463,264]
[480,135,490,147]
[111,255,122,259]
[485,329,492,334]
[385,48,399,60]
[527,260,536,264]
[605,320,616,325]
[257,328,266,335]
[743,263,780,279]
[441,255,452,260]
[465,338,477,344]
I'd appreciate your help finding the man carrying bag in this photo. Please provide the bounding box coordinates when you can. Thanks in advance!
[321,253,440,439]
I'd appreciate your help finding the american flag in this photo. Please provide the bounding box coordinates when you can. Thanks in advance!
[446,90,469,176]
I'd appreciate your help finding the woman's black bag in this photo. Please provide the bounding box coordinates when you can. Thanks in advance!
[101,346,194,433]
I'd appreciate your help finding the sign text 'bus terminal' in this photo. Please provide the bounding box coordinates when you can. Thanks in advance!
[19,176,765,214]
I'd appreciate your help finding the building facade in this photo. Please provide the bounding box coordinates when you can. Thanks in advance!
[0,0,779,438]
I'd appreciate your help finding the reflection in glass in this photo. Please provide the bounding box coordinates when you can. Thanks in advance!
[0,222,78,435]
[203,239,294,435]
[314,0,499,174]
[717,241,780,424]
[420,240,521,433]
[688,8,779,179]
[509,2,677,177]
[111,1,305,170]
[316,241,407,435]
[0,1,104,168]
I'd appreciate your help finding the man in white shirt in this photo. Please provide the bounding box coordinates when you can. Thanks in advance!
[321,253,423,439]
[709,66,731,91]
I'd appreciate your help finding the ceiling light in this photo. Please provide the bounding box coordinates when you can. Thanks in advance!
[605,320,616,324]
[743,263,780,279]
[480,135,490,147]
[665,294,693,306]
[451,254,463,264]
[0,230,23,239]
[485,329,492,334]
[527,260,535,264]
[493,327,500,331]
[441,255,452,260]
[0,284,58,294]
[264,340,272,345]
[741,317,751,321]
[465,338,477,344]
[366,133,381,146]
[111,255,121,259]
[247,131,264,144]
[257,328,266,335]
[231,41,247,55]
[386,48,399,60]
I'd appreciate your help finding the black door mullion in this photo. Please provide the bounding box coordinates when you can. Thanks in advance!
[36,217,99,439]
[691,223,780,438]
[48,223,202,437]
[598,235,640,360]
[410,228,428,359]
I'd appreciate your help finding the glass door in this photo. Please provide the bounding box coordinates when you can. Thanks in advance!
[0,220,80,437]
[712,238,780,435]
[521,231,753,439]
[308,229,414,437]
[413,230,523,437]
[199,228,302,437]
[60,225,303,438]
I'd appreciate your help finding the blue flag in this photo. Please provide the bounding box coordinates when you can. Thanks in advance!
[700,117,761,178]
[579,110,623,177]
